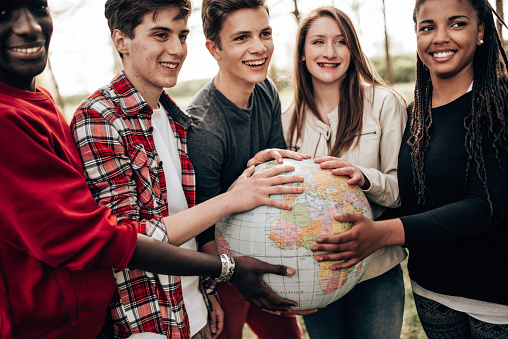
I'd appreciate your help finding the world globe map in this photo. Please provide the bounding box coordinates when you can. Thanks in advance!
[216,158,373,310]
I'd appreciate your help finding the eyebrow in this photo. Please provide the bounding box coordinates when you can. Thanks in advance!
[419,15,470,24]
[309,34,344,39]
[148,26,190,34]
[228,26,272,39]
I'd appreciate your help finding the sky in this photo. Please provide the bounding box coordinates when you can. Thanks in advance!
[45,0,503,97]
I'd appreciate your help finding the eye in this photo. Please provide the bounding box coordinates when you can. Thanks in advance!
[155,32,168,39]
[234,35,247,41]
[312,40,324,45]
[33,4,48,12]
[261,31,272,38]
[451,21,467,28]
[179,33,188,42]
[336,39,346,45]
[32,1,49,14]
[419,25,434,32]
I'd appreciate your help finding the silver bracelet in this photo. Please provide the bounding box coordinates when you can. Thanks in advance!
[214,254,236,282]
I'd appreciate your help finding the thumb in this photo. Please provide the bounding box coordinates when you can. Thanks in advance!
[243,165,256,177]
[256,259,295,277]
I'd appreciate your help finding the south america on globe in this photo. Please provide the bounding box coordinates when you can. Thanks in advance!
[215,158,373,310]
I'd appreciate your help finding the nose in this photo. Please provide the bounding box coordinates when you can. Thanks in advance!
[248,36,267,54]
[166,35,186,57]
[433,27,450,44]
[323,42,337,58]
[12,8,42,37]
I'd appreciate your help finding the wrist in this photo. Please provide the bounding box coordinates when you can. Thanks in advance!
[214,254,236,282]
[379,218,405,247]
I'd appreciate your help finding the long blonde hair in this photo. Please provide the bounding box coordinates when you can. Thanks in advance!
[286,6,394,156]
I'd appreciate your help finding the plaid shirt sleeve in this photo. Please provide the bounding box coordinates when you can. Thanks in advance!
[72,100,168,243]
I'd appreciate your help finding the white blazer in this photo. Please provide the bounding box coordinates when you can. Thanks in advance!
[282,84,408,281]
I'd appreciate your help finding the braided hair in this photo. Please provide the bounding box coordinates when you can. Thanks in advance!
[410,0,508,210]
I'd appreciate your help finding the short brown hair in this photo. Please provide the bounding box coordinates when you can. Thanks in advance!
[105,0,191,39]
[201,0,268,49]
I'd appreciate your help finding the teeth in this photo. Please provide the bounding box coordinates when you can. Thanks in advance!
[244,60,264,66]
[161,62,177,69]
[11,46,42,54]
[433,51,454,58]
[319,63,338,68]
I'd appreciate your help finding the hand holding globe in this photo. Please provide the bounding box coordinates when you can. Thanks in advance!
[216,158,374,310]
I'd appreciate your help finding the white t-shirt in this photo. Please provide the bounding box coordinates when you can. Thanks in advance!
[151,104,207,336]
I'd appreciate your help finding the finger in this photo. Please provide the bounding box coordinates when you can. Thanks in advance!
[262,309,282,315]
[269,150,284,163]
[256,292,297,311]
[347,177,360,186]
[213,314,223,339]
[262,198,292,211]
[262,263,295,277]
[278,150,311,161]
[285,308,319,315]
[209,317,217,336]
[242,165,256,178]
[313,156,337,163]
[331,167,355,178]
[256,164,295,177]
[265,174,304,186]
[334,212,362,223]
[331,257,361,270]
[311,242,347,253]
[314,251,350,262]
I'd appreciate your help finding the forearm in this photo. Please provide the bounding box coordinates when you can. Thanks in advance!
[162,192,237,246]
[129,234,222,278]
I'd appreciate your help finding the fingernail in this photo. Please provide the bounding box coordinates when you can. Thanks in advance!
[315,256,322,262]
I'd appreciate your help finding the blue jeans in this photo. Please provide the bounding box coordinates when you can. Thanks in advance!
[303,264,405,339]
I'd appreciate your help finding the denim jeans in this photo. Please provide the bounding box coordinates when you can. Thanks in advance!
[303,264,405,339]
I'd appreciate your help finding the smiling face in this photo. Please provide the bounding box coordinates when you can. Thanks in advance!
[0,0,52,91]
[415,0,484,82]
[303,15,350,89]
[208,6,273,91]
[115,6,189,101]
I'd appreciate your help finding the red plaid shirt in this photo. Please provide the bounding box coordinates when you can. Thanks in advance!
[71,71,211,338]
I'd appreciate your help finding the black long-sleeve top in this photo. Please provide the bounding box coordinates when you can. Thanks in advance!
[397,92,508,305]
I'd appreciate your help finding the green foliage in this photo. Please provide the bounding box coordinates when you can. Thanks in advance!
[370,53,417,84]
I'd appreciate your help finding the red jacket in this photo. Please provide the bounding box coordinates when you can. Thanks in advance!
[0,82,137,338]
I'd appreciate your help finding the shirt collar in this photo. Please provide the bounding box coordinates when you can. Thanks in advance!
[110,70,191,128]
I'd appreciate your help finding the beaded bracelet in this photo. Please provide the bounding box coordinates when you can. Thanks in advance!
[214,254,236,282]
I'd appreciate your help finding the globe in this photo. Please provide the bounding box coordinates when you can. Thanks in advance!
[215,158,373,310]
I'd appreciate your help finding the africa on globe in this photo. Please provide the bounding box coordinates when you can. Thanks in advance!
[215,158,373,310]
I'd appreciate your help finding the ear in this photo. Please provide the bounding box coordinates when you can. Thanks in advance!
[112,29,129,56]
[205,40,221,61]
[477,22,485,45]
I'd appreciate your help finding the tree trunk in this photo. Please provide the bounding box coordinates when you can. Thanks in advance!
[382,0,393,83]
[292,0,300,23]
[496,0,504,44]
[46,59,65,111]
